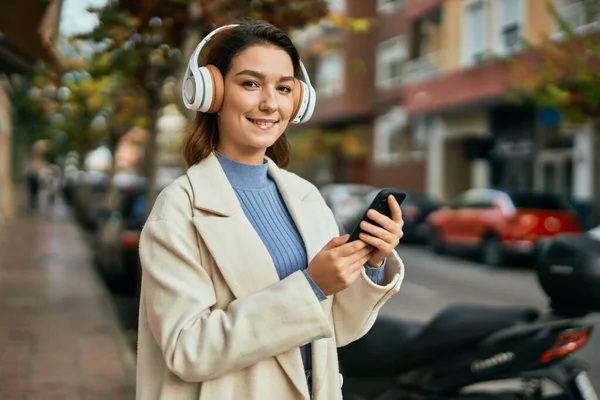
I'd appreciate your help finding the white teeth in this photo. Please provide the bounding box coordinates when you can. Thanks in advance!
[249,118,275,129]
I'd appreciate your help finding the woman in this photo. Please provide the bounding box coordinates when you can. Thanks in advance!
[137,20,406,400]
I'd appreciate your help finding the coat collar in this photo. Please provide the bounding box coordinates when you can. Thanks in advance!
[186,152,315,217]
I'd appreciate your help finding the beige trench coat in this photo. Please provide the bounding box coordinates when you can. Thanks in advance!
[136,153,405,400]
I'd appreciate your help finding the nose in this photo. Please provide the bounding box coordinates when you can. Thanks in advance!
[258,86,278,114]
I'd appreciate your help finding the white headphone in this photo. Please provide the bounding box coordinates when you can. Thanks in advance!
[181,24,316,124]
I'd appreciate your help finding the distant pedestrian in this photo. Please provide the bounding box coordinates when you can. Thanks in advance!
[26,161,41,210]
[136,19,407,400]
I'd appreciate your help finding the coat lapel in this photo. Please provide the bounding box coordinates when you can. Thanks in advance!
[187,153,328,399]
[267,159,333,395]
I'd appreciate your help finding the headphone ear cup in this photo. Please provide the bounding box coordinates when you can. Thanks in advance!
[291,77,304,123]
[291,79,315,124]
[205,65,224,114]
[183,75,196,107]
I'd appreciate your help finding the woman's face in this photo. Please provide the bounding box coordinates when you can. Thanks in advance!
[216,44,296,164]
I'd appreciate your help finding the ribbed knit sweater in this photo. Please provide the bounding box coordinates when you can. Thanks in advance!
[215,151,384,373]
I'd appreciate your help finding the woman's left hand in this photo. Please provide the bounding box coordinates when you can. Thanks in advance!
[358,195,404,268]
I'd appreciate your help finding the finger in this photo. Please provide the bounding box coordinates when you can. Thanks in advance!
[366,209,397,233]
[360,232,396,251]
[389,195,403,223]
[323,234,349,251]
[335,238,369,257]
[360,221,395,244]
[345,245,373,265]
[352,252,373,272]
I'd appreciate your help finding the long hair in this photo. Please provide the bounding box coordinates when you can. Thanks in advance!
[182,20,300,168]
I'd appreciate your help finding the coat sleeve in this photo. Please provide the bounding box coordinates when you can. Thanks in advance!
[138,186,333,383]
[318,194,405,348]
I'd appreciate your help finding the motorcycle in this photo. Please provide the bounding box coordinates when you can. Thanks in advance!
[338,304,596,399]
[338,239,599,400]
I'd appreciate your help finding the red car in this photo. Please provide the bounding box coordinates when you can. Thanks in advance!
[426,189,584,265]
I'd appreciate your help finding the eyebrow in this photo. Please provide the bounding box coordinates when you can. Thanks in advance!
[234,69,294,82]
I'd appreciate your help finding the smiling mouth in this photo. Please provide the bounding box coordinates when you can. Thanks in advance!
[247,117,278,129]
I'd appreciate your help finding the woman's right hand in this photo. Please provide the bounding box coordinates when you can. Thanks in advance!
[306,235,374,296]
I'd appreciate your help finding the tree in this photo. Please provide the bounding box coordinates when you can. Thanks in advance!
[507,0,600,124]
[198,0,371,34]
[199,0,327,32]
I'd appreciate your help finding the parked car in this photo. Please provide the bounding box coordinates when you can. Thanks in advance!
[349,189,442,243]
[93,168,182,294]
[319,183,374,234]
[93,174,146,294]
[426,189,584,266]
[71,170,109,231]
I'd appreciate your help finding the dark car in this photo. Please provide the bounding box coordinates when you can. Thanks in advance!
[93,175,146,294]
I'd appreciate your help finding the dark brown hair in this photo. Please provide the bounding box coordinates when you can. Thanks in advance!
[182,19,301,168]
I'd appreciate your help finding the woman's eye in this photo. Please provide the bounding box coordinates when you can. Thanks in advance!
[242,81,259,88]
[278,86,292,94]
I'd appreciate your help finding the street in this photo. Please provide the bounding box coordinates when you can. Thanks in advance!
[380,244,600,389]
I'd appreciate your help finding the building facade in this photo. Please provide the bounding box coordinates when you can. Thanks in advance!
[402,0,599,206]
[0,0,63,224]
[292,0,427,192]
[292,0,599,225]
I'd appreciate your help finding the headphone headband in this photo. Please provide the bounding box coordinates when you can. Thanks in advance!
[188,24,240,73]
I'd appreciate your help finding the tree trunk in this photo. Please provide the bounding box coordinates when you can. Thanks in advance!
[145,85,160,216]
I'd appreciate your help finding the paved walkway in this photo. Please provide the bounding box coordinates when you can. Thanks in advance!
[0,202,136,399]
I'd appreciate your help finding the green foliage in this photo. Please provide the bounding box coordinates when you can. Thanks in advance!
[199,0,330,32]
[9,4,169,160]
[508,0,600,122]
[288,125,368,163]
[9,74,53,147]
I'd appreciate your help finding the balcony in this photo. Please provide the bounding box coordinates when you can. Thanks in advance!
[401,52,442,85]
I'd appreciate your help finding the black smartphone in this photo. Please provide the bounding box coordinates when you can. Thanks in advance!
[348,189,407,242]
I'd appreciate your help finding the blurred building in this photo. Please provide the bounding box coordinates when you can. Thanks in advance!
[292,0,425,191]
[293,0,599,211]
[402,0,599,205]
[0,0,64,224]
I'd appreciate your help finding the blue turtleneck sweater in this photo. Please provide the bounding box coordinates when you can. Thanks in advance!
[215,151,384,372]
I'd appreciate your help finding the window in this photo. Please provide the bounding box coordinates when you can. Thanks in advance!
[413,114,430,149]
[376,36,407,89]
[326,0,345,14]
[494,0,524,55]
[377,0,405,14]
[452,190,494,209]
[462,0,488,66]
[373,107,408,165]
[316,51,344,98]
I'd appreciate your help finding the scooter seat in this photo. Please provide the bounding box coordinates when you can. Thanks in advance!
[338,304,539,378]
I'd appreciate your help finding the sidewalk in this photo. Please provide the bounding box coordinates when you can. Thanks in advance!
[0,201,136,399]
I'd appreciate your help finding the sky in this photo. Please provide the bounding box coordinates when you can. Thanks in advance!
[60,0,109,37]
